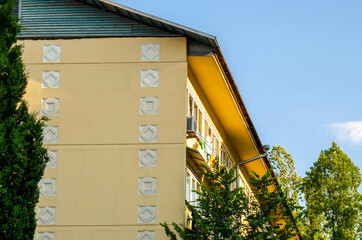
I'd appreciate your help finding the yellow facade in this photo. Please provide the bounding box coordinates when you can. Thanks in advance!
[6,0,309,236]
[22,35,274,239]
[23,37,190,239]
[19,6,295,240]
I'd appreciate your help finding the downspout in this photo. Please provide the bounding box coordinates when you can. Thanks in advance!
[236,145,269,188]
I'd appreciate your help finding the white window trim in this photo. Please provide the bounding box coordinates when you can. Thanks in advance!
[186,167,201,206]
[187,79,234,168]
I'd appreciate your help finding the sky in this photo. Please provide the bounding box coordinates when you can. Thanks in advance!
[114,0,362,178]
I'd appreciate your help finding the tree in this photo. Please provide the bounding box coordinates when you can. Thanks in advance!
[268,145,305,236]
[246,170,300,240]
[268,146,302,209]
[0,1,49,239]
[302,142,362,240]
[161,163,248,240]
[161,162,299,240]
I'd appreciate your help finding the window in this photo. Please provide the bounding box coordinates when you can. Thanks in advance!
[188,95,193,117]
[187,86,234,169]
[239,177,245,189]
[227,159,232,170]
[185,168,201,206]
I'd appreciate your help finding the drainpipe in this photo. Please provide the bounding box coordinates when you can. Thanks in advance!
[236,145,270,188]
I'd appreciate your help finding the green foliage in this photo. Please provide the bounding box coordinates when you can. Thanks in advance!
[161,162,299,240]
[247,170,300,240]
[302,142,362,240]
[0,0,49,239]
[268,146,302,208]
[268,146,304,235]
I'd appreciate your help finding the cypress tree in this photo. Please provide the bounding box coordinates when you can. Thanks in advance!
[0,0,49,239]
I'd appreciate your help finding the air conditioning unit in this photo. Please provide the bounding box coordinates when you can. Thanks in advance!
[187,116,198,137]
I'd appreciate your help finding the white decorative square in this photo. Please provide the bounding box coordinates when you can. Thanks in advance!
[139,125,158,143]
[139,149,157,167]
[43,126,58,144]
[41,98,59,116]
[139,177,157,195]
[138,206,156,223]
[141,43,159,61]
[140,97,158,115]
[37,232,55,240]
[43,45,61,62]
[138,231,155,240]
[39,179,56,196]
[141,70,159,87]
[38,207,56,224]
[46,150,57,168]
[42,71,60,88]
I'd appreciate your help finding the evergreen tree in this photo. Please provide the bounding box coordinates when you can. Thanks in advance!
[161,162,299,239]
[302,142,362,240]
[0,0,49,239]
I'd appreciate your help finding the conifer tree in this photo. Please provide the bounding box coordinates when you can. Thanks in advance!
[0,0,49,239]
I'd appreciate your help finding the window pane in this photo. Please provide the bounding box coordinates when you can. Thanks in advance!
[192,179,196,203]
[198,110,202,134]
[240,178,245,188]
[193,103,198,119]
[186,172,190,201]
[187,92,192,116]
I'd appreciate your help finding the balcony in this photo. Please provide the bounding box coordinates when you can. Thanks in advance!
[186,116,232,169]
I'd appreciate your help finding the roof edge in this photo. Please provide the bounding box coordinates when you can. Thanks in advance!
[98,0,217,40]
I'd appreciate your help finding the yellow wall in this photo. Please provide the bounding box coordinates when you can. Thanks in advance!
[21,37,187,240]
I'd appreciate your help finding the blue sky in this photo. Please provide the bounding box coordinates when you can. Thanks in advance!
[115,0,362,178]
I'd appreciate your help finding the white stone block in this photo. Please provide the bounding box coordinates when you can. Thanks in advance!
[141,70,159,87]
[46,150,57,168]
[38,207,56,224]
[39,179,56,196]
[138,177,157,195]
[42,126,58,144]
[140,97,158,115]
[141,43,159,61]
[42,71,60,88]
[139,149,157,167]
[41,98,59,116]
[37,232,55,240]
[137,231,155,240]
[138,206,156,223]
[139,125,158,143]
[43,45,61,62]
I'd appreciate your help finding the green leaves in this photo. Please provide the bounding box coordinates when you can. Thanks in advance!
[0,1,49,239]
[268,146,302,209]
[302,142,362,240]
[269,143,362,239]
[303,142,362,239]
[161,162,299,240]
[247,170,299,240]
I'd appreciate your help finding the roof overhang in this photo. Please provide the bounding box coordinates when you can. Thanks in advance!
[188,55,268,177]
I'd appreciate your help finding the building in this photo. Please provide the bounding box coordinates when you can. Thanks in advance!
[16,0,298,239]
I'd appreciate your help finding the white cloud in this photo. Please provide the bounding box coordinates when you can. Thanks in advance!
[328,121,362,146]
